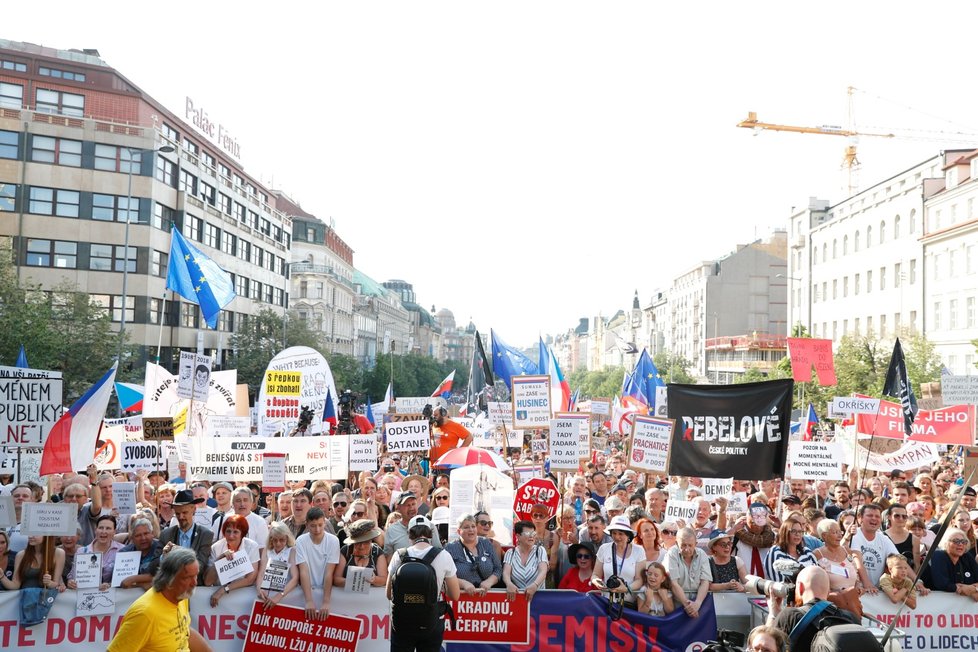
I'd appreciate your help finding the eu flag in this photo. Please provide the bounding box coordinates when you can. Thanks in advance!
[634,349,665,407]
[166,226,236,329]
[490,329,538,390]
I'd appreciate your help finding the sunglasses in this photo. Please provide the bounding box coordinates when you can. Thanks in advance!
[351,511,365,518]
[531,513,547,519]
[661,529,677,536]
[576,553,593,560]
[890,513,908,519]
[584,509,598,514]
[951,538,970,545]
[714,541,733,547]
[435,496,450,501]
[477,520,493,527]
[333,501,347,508]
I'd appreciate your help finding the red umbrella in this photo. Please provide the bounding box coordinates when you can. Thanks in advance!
[433,446,509,470]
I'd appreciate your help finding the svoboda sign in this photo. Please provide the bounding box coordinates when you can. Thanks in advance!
[185,97,242,159]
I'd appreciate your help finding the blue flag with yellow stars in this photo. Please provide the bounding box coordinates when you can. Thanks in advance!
[166,226,236,329]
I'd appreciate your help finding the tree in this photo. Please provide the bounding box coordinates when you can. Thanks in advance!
[567,366,627,399]
[653,351,695,384]
[899,332,943,395]
[228,309,324,398]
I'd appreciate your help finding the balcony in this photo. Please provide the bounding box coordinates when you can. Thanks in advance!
[290,263,353,288]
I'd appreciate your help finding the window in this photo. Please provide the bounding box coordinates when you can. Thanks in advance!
[260,218,271,236]
[184,216,201,242]
[843,235,848,255]
[161,123,180,142]
[880,266,886,290]
[0,82,23,108]
[250,280,262,301]
[866,270,872,293]
[235,275,249,297]
[894,313,901,332]
[854,273,860,295]
[199,181,215,206]
[879,315,886,337]
[90,244,135,272]
[879,220,886,243]
[181,138,199,157]
[854,317,860,334]
[910,259,917,284]
[156,156,176,186]
[203,223,220,249]
[934,302,942,330]
[968,297,976,328]
[221,232,236,256]
[29,187,79,217]
[26,239,76,268]
[950,299,959,329]
[218,163,231,181]
[934,253,942,281]
[867,316,873,335]
[854,231,860,252]
[236,238,250,262]
[251,246,263,267]
[306,227,315,242]
[0,60,27,73]
[151,250,168,277]
[36,88,84,117]
[821,244,827,263]
[38,66,85,82]
[153,203,175,231]
[969,246,976,275]
[181,303,200,328]
[950,250,958,278]
[31,135,81,166]
[843,277,849,297]
[265,284,274,304]
[299,280,308,298]
[93,144,138,173]
[0,130,17,159]
[248,211,259,229]
[233,202,246,222]
[218,311,234,332]
[866,225,872,248]
[894,215,901,238]
[217,193,231,215]
[0,184,15,212]
[92,194,140,222]
[201,150,216,170]
[179,170,197,195]
[273,226,283,243]
[909,209,916,233]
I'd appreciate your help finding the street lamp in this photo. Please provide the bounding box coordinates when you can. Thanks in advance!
[117,145,175,411]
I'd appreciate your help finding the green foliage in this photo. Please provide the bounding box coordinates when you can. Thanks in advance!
[228,309,324,398]
[363,353,468,399]
[653,351,695,384]
[567,366,627,399]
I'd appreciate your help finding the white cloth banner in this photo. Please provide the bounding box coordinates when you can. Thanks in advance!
[187,435,348,481]
[853,440,941,472]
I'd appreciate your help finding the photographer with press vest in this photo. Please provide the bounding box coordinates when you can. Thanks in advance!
[386,515,460,652]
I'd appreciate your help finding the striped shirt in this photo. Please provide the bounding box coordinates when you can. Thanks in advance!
[504,545,547,589]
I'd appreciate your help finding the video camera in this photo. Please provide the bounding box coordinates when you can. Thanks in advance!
[336,389,360,435]
[296,405,314,433]
[744,558,802,606]
[703,630,745,652]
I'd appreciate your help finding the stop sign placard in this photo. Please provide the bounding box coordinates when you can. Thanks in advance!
[513,477,560,525]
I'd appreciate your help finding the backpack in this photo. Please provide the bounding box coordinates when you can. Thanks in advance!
[391,547,441,633]
[789,600,883,652]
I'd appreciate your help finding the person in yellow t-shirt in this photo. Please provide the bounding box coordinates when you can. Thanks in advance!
[108,547,211,652]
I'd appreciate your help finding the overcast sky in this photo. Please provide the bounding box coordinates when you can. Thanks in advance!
[8,2,978,348]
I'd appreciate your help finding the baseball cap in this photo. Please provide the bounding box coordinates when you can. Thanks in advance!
[408,515,432,530]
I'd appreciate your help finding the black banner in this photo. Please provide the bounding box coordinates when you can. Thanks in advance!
[666,379,793,480]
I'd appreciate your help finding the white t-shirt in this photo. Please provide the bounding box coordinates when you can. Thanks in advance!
[295,532,341,589]
[210,537,261,565]
[213,512,268,549]
[851,529,898,586]
[388,543,457,597]
[596,542,646,587]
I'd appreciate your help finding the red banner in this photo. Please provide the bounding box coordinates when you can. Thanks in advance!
[787,338,837,385]
[444,591,531,645]
[242,601,361,652]
[856,399,975,445]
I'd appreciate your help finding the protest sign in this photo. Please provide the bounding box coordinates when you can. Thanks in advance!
[548,416,583,471]
[207,415,251,437]
[141,417,174,441]
[75,588,115,617]
[384,419,430,454]
[854,440,940,472]
[787,338,837,385]
[668,379,793,480]
[443,591,531,645]
[590,434,608,454]
[349,434,378,472]
[513,478,559,525]
[727,491,749,513]
[259,559,289,594]
[628,415,673,475]
[856,398,974,444]
[112,482,137,516]
[788,441,844,480]
[590,398,611,416]
[665,499,698,524]
[178,351,212,401]
[654,386,669,417]
[343,567,374,593]
[188,436,347,481]
[828,396,881,418]
[504,428,524,449]
[21,502,77,537]
[256,347,335,438]
[395,396,448,414]
[941,375,978,405]
[0,495,13,528]
[529,437,548,455]
[216,552,256,586]
[73,552,102,589]
[110,551,141,587]
[242,601,360,652]
[488,401,513,426]
[262,452,287,493]
[121,441,163,472]
[701,478,733,501]
[511,376,551,429]
[963,447,978,484]
[0,372,63,447]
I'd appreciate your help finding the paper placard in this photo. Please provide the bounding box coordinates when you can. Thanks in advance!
[828,396,881,418]
[727,491,749,514]
[177,351,212,401]
[344,566,374,593]
[76,587,116,616]
[0,495,14,528]
[941,375,978,405]
[215,551,255,585]
[259,559,289,593]
[74,551,103,589]
[110,550,142,587]
[21,502,77,537]
[549,416,585,472]
[121,441,163,472]
[207,415,252,437]
[384,420,430,453]
[349,435,378,472]
[0,373,63,448]
[262,453,287,493]
[394,397,448,414]
[142,417,174,442]
[701,478,733,500]
[112,482,137,516]
[627,415,673,475]
[530,438,548,454]
[504,428,524,449]
[788,441,844,480]
[187,436,348,481]
[488,402,513,426]
[511,376,551,429]
[664,499,698,523]
[590,399,610,416]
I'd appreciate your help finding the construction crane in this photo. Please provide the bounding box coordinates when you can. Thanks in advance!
[737,87,978,194]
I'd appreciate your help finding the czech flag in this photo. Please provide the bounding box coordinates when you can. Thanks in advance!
[539,340,571,413]
[431,371,456,400]
[804,403,819,441]
[114,382,144,413]
[365,394,376,427]
[40,363,118,475]
[322,387,337,435]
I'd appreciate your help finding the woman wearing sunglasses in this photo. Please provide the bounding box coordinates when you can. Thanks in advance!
[922,526,978,599]
[473,511,504,564]
[559,543,596,592]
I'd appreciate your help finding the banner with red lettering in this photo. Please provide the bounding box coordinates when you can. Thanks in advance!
[444,592,530,644]
[856,398,975,445]
[243,601,360,652]
[787,338,837,385]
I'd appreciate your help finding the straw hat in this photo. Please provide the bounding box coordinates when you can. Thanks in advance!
[403,474,430,499]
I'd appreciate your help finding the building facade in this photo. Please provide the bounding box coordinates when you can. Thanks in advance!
[352,270,411,369]
[0,40,290,370]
